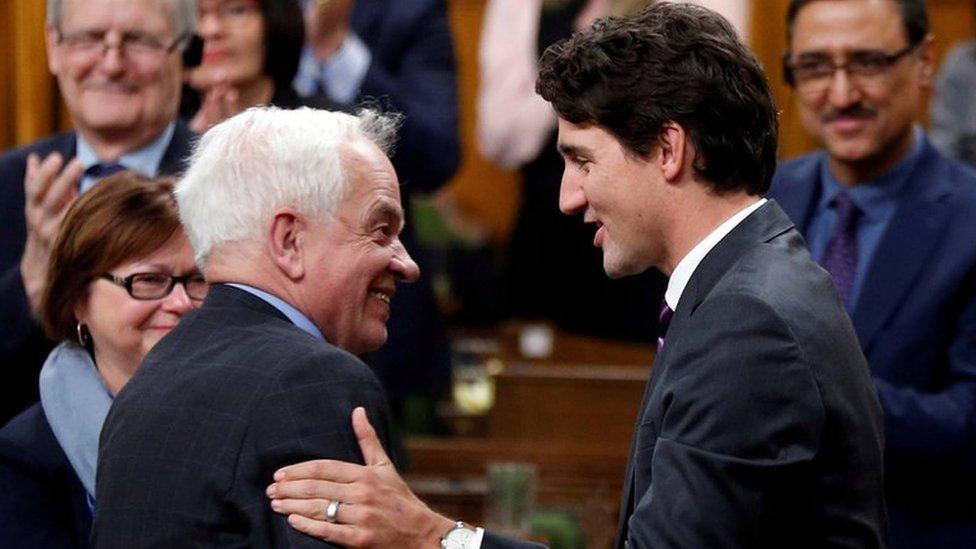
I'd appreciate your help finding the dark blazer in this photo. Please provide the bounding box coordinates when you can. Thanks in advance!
[93,284,397,547]
[0,123,195,426]
[769,138,976,548]
[0,403,91,548]
[616,201,885,548]
[349,0,459,194]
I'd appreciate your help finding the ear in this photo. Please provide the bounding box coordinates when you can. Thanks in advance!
[916,33,936,88]
[46,26,62,75]
[267,208,307,281]
[656,121,689,183]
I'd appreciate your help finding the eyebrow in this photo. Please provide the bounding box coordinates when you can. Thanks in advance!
[367,199,405,228]
[557,142,593,160]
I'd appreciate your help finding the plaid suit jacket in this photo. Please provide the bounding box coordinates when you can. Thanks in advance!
[93,284,395,547]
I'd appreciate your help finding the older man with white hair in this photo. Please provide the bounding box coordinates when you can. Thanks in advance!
[93,106,419,547]
[0,0,198,424]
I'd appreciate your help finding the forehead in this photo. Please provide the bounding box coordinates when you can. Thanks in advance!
[791,0,908,53]
[338,138,402,212]
[59,0,176,32]
[556,119,623,154]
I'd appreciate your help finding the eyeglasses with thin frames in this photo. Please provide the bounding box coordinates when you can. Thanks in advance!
[783,41,921,94]
[100,272,209,301]
[55,28,188,65]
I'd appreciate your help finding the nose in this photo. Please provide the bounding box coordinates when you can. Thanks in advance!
[161,282,194,315]
[390,239,420,284]
[826,67,862,109]
[196,11,223,38]
[99,39,126,77]
[558,169,587,215]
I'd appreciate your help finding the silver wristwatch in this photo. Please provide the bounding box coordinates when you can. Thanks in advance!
[440,521,478,549]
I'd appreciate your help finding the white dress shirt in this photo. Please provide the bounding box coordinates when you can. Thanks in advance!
[664,198,767,310]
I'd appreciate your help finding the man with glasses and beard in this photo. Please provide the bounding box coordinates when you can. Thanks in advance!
[770,1,976,546]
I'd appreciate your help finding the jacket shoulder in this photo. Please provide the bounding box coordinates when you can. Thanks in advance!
[0,403,70,477]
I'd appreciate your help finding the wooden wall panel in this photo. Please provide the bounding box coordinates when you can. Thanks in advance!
[0,2,14,151]
[443,0,520,244]
[11,0,58,146]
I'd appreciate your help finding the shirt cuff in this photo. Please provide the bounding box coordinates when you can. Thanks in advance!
[471,526,485,548]
[294,33,371,103]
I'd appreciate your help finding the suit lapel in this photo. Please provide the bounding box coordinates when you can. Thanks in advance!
[158,120,196,177]
[851,142,954,351]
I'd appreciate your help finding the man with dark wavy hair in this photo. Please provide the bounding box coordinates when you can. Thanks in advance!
[259,4,887,548]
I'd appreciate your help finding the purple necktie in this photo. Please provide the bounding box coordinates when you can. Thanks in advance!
[821,192,861,303]
[657,300,674,354]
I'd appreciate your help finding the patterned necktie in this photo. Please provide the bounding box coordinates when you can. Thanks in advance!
[821,192,861,304]
[85,162,127,180]
[657,300,674,355]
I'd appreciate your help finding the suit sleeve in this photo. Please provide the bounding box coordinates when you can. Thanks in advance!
[0,265,36,356]
[481,530,547,548]
[873,282,976,467]
[625,293,825,548]
[356,1,460,193]
[227,350,397,548]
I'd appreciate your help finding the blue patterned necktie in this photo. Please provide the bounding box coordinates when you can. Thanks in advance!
[821,192,861,304]
[657,300,674,354]
[85,162,127,180]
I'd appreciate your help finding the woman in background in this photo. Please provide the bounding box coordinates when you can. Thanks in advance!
[184,0,316,131]
[0,174,206,547]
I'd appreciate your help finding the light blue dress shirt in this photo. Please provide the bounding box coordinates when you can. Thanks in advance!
[292,0,371,103]
[806,126,925,311]
[75,122,176,192]
[226,283,325,342]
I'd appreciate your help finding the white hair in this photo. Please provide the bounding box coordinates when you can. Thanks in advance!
[48,0,198,43]
[176,106,402,266]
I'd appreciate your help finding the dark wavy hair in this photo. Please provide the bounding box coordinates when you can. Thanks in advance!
[536,2,779,195]
[787,0,929,47]
[261,0,305,89]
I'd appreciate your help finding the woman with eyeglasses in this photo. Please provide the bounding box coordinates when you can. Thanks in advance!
[182,0,331,132]
[0,172,206,547]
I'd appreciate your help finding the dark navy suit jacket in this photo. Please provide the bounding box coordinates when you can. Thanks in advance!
[0,123,194,426]
[346,0,460,415]
[0,403,91,548]
[770,138,976,548]
[93,285,397,547]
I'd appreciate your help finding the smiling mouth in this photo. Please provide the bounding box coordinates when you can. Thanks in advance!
[370,291,391,304]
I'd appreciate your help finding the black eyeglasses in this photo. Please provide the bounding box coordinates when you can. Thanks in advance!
[100,272,209,301]
[783,42,920,90]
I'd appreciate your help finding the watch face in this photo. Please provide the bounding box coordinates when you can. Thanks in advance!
[442,525,476,549]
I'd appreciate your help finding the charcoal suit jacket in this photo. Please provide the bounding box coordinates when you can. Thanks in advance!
[0,123,195,426]
[92,284,396,547]
[614,201,885,548]
[483,202,886,548]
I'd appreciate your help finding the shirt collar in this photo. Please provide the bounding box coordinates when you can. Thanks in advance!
[817,125,924,219]
[665,198,767,310]
[76,122,176,181]
[227,283,325,342]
